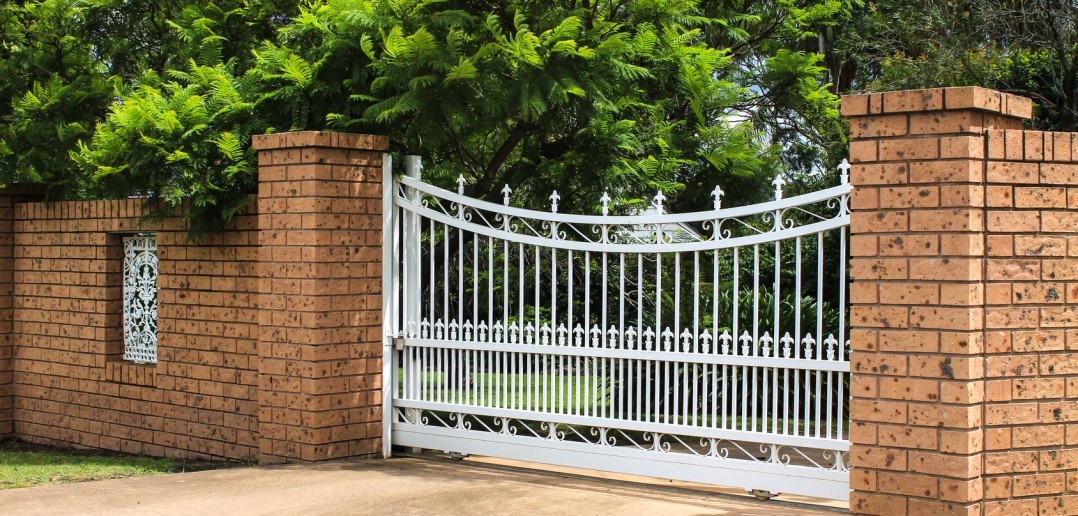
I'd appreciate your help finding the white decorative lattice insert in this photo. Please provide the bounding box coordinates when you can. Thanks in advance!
[122,234,158,364]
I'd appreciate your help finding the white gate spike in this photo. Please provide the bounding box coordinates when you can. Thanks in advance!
[772,175,786,200]
[781,332,795,358]
[653,190,666,214]
[680,328,693,351]
[740,331,752,355]
[502,184,512,205]
[838,158,851,184]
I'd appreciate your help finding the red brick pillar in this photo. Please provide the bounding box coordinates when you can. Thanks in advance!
[0,195,14,438]
[0,186,42,439]
[843,87,1032,514]
[253,131,389,463]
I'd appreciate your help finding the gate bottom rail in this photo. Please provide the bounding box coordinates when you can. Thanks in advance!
[392,403,851,501]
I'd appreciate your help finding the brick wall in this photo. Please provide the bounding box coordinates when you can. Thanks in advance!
[842,87,1078,514]
[4,131,388,462]
[11,199,261,460]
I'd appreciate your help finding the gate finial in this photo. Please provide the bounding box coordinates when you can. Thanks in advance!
[837,159,851,184]
[711,185,724,210]
[600,192,611,215]
[501,184,512,206]
[456,175,466,194]
[772,175,786,200]
[653,190,666,214]
[550,190,560,213]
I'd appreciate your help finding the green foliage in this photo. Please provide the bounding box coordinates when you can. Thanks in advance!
[0,0,112,195]
[837,0,1078,130]
[265,0,849,215]
[74,63,263,233]
[2,0,851,231]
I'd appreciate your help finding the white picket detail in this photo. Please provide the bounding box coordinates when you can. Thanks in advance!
[385,157,852,501]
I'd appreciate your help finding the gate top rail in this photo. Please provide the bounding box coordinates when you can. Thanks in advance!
[395,162,850,253]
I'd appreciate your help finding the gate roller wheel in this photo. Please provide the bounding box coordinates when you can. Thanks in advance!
[750,489,777,501]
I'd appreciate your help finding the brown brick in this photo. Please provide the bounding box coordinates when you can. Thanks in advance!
[1015,186,1066,208]
[850,114,908,138]
[908,451,981,479]
[885,89,944,113]
[944,86,1003,112]
[909,160,982,184]
[1041,163,1078,184]
[850,140,879,163]
[879,186,939,208]
[878,471,938,498]
[987,161,1039,184]
[841,94,870,116]
[880,138,940,161]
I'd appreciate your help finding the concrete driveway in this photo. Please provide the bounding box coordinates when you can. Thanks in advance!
[0,456,845,515]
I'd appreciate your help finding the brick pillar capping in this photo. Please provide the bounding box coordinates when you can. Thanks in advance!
[842,87,1033,515]
[253,131,390,463]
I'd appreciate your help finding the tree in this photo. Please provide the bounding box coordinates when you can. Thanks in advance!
[258,0,850,214]
[836,0,1078,131]
[2,0,853,229]
[0,0,112,195]
[0,0,298,202]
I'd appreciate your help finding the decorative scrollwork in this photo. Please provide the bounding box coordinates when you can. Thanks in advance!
[397,408,849,478]
[123,234,158,364]
[395,175,850,252]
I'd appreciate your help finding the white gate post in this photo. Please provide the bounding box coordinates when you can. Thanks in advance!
[401,156,423,440]
[381,153,396,458]
[403,156,423,327]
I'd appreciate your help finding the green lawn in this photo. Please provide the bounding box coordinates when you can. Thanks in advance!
[0,441,183,489]
[399,370,849,435]
[404,369,609,410]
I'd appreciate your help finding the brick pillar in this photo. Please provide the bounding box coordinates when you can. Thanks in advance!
[253,131,389,463]
[843,87,1032,514]
[0,186,42,439]
[0,194,14,438]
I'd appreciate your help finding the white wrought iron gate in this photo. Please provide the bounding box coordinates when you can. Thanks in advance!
[382,156,852,501]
